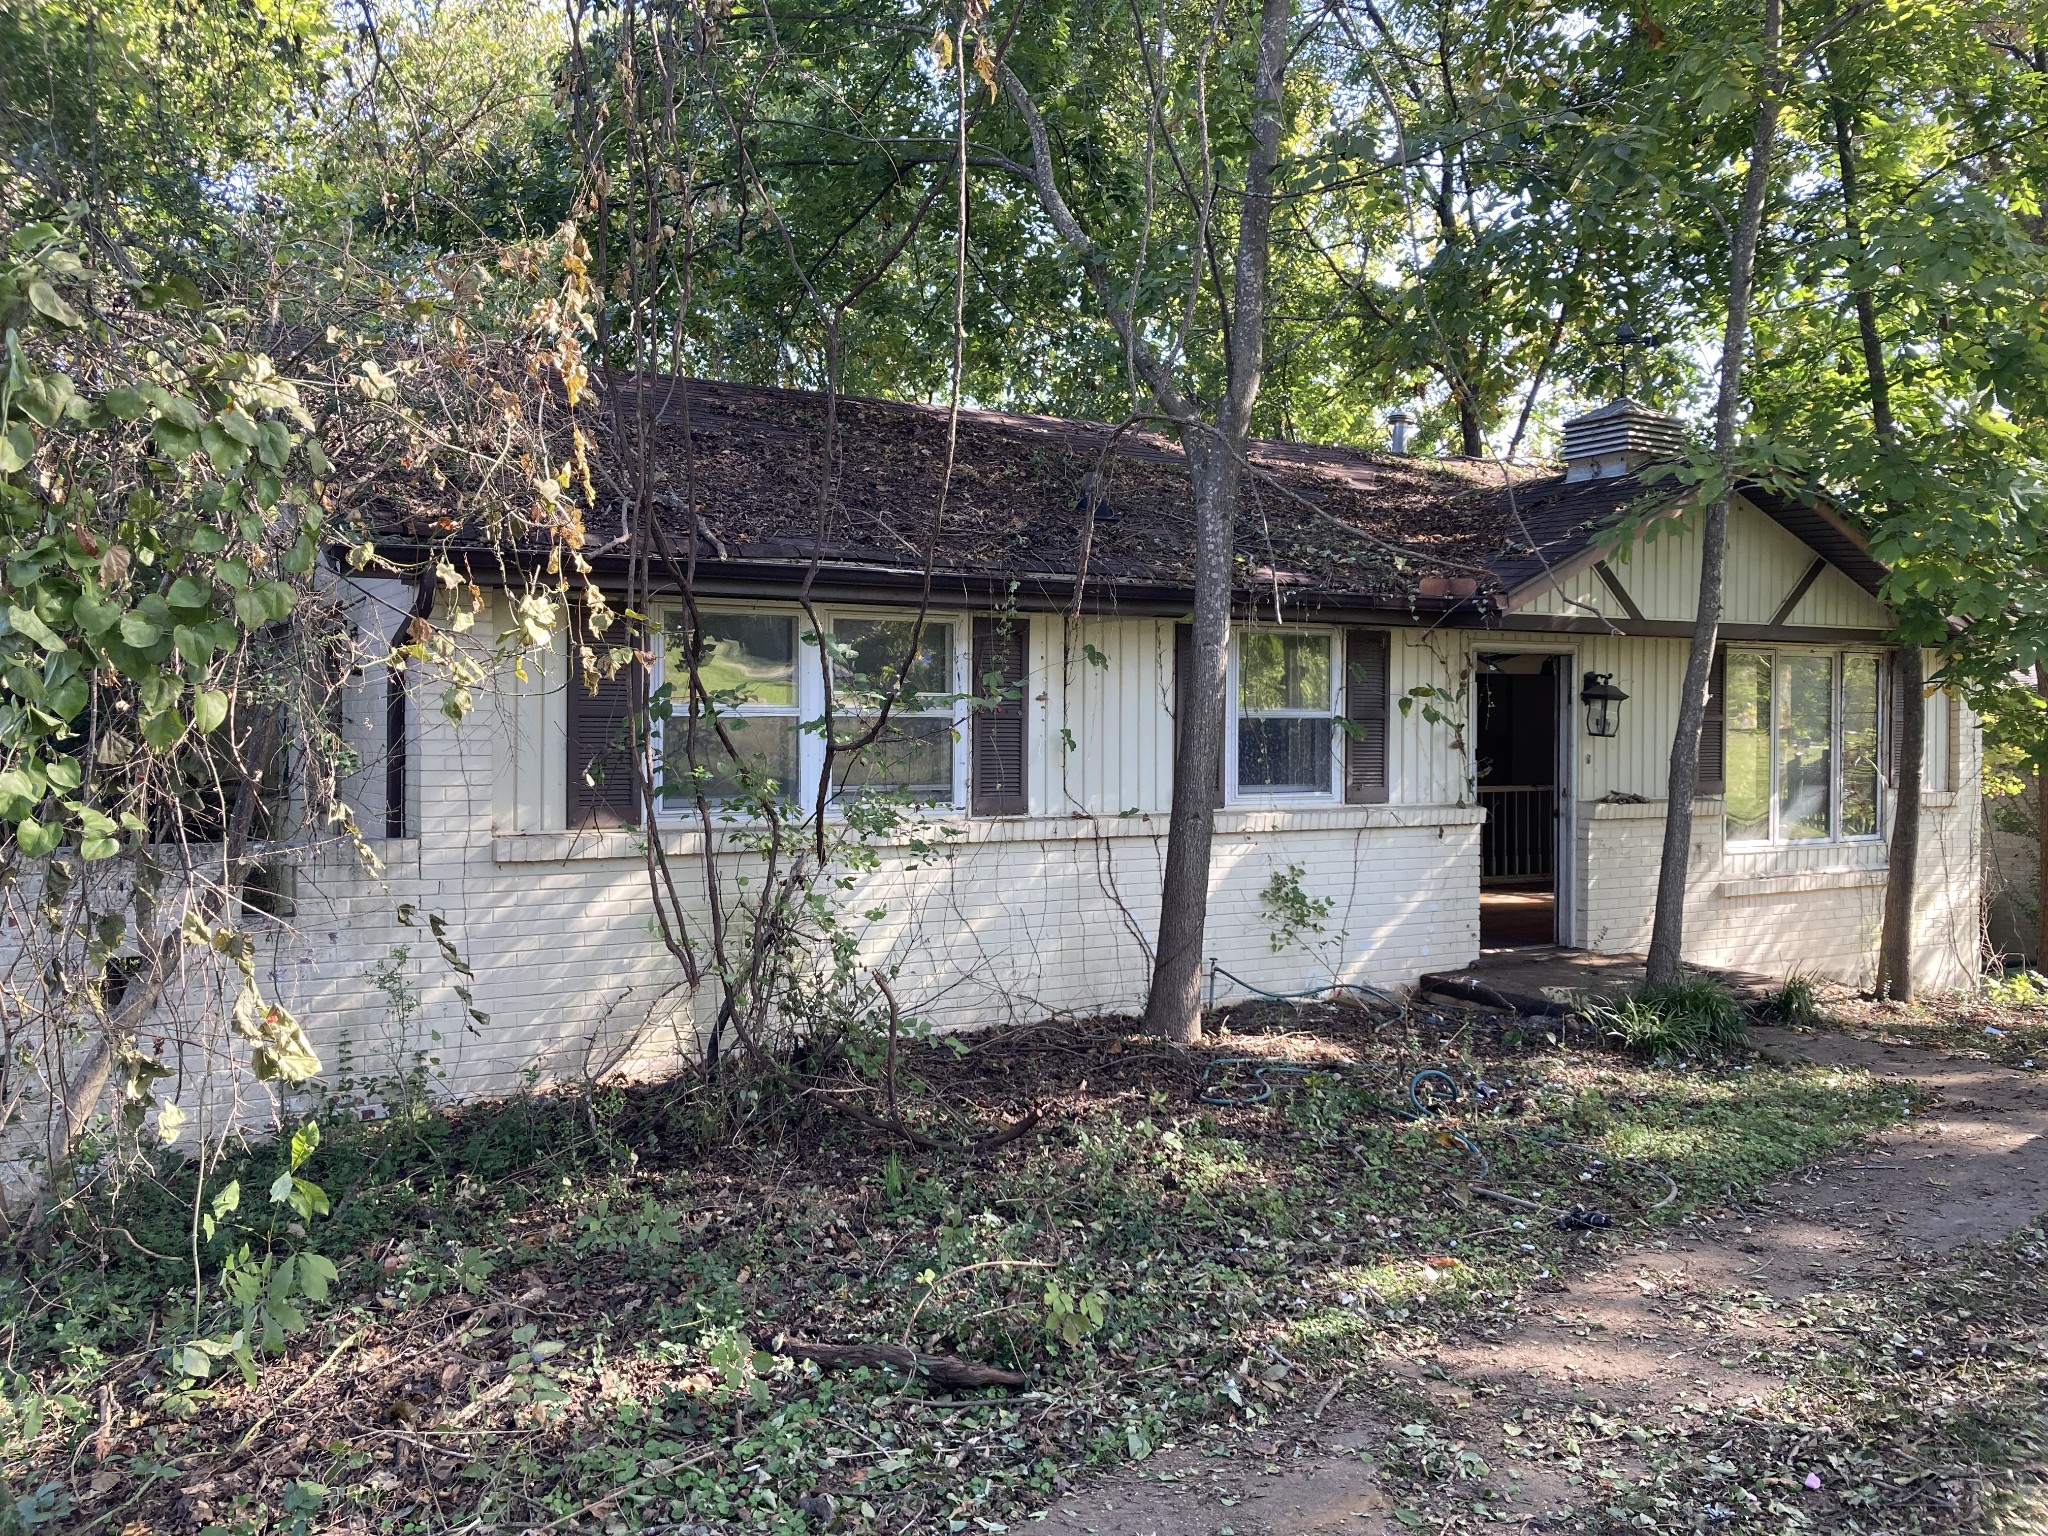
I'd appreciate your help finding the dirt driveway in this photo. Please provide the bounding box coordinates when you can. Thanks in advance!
[1038,1029,2048,1535]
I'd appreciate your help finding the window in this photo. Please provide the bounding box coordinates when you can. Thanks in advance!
[1724,648,1883,846]
[639,606,988,820]
[1231,629,1338,798]
[828,617,962,806]
[660,612,802,809]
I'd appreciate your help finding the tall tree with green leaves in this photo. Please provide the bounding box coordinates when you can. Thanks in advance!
[0,0,331,268]
[1738,0,2048,992]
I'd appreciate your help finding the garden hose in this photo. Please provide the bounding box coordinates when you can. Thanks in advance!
[1205,962,1409,1020]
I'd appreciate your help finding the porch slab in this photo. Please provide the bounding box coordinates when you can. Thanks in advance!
[1417,948,1781,1017]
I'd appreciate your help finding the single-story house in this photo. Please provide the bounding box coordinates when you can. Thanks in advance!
[286,382,1978,1098]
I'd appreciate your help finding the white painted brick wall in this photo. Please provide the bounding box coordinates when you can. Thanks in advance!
[1573,792,1981,991]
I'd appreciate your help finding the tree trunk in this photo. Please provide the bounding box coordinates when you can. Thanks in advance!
[1833,78,1920,1001]
[1644,0,1784,989]
[1876,646,1924,1000]
[1457,396,1484,457]
[2037,664,2047,971]
[1139,0,1292,1043]
[1145,441,1237,1041]
[1000,0,1291,1042]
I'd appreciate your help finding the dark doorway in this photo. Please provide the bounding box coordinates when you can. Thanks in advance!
[1476,654,1564,947]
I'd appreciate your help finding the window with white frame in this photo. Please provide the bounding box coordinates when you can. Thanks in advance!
[826,616,963,806]
[659,611,803,810]
[1724,648,1882,845]
[1230,628,1339,798]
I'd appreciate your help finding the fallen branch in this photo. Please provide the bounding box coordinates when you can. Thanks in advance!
[757,1333,1030,1390]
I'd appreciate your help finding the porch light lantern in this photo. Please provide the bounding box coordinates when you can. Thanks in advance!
[1581,671,1628,738]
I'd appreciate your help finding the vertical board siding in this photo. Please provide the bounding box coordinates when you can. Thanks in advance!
[1035,617,1175,815]
[1510,497,1891,631]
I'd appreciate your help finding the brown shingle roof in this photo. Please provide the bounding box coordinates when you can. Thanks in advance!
[606,376,1578,605]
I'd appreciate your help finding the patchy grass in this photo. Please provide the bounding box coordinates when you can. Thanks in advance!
[2,1002,1916,1534]
[1807,975,2048,1069]
[1559,1227,2048,1533]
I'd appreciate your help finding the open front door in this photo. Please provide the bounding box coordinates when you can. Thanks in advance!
[1476,653,1568,947]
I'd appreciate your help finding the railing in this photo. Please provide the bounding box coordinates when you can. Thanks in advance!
[1480,785,1556,881]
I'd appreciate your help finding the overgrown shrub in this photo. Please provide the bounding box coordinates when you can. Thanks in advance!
[1590,975,1746,1058]
[1768,974,1823,1029]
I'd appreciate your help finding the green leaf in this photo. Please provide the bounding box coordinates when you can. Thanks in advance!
[0,768,40,809]
[43,757,80,791]
[256,419,292,469]
[28,280,83,329]
[102,385,149,420]
[140,274,204,311]
[257,582,296,621]
[216,407,259,446]
[73,592,119,636]
[118,612,160,648]
[8,605,67,652]
[192,689,229,733]
[152,420,200,460]
[19,373,77,427]
[0,424,32,473]
[173,625,215,669]
[16,819,60,857]
[270,1169,294,1204]
[297,1253,338,1303]
[200,424,248,476]
[167,576,210,609]
[46,673,87,720]
[234,581,296,628]
[141,707,186,749]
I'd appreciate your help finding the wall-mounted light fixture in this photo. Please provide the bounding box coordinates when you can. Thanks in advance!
[1580,672,1628,738]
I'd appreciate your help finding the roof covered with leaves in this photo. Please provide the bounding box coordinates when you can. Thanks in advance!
[578,377,1665,609]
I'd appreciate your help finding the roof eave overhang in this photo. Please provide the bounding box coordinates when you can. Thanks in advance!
[357,538,1503,626]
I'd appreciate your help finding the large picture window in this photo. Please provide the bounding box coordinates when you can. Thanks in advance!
[1724,648,1882,846]
[1231,629,1339,798]
[650,608,970,817]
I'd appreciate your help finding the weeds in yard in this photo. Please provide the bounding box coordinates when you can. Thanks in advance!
[1590,974,1747,1058]
[1767,972,1824,1029]
[1,1007,1913,1534]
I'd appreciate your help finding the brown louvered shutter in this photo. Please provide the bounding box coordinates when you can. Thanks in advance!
[970,616,1028,815]
[1696,645,1727,795]
[1174,622,1226,794]
[566,611,643,829]
[1344,628,1390,804]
